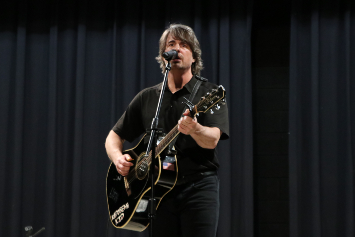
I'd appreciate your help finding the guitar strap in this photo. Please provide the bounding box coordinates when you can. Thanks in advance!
[167,76,205,154]
[180,79,203,117]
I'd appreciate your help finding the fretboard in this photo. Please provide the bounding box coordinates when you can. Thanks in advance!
[155,125,180,157]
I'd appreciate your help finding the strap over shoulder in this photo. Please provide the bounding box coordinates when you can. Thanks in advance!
[195,75,208,82]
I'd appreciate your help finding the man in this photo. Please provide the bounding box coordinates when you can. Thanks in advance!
[105,24,229,237]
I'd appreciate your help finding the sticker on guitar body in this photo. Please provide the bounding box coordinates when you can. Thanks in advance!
[163,162,175,171]
[111,202,129,224]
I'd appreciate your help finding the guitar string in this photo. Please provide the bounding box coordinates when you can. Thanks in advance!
[125,128,178,183]
[126,127,180,184]
[125,91,220,184]
[126,94,214,184]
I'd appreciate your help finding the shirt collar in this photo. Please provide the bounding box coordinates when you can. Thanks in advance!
[157,75,197,93]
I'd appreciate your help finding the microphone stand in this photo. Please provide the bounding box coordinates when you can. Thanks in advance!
[145,60,172,237]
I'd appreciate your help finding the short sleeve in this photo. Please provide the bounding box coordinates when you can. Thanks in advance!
[200,98,229,140]
[195,83,229,140]
[112,92,145,142]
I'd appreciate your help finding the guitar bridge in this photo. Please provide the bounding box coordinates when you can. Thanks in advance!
[124,177,131,196]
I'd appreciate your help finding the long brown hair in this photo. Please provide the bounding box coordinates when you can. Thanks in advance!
[156,24,203,75]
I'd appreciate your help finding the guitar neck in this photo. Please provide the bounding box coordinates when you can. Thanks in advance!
[148,85,225,159]
[155,125,180,157]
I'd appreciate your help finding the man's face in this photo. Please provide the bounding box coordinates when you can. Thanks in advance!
[165,34,196,72]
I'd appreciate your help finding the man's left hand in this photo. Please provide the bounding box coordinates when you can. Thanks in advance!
[178,109,198,135]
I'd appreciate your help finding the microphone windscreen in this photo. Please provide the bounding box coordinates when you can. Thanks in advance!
[162,50,178,60]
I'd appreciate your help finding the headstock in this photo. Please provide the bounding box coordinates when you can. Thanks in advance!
[183,85,226,117]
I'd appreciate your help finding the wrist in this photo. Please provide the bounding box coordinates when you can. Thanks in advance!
[191,122,204,135]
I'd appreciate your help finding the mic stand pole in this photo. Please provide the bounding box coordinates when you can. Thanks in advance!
[145,61,172,237]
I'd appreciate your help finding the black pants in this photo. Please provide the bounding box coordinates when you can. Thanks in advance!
[152,175,220,237]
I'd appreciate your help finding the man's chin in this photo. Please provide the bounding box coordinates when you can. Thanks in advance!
[171,61,181,65]
[171,63,182,68]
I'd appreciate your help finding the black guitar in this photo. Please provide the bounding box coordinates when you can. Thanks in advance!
[106,85,226,231]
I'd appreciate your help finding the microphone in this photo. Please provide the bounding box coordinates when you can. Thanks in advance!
[162,50,178,61]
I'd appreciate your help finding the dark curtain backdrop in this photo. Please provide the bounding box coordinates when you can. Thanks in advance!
[0,1,253,237]
[289,0,355,236]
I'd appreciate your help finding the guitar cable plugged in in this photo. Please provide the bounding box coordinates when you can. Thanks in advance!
[25,226,33,236]
[24,226,45,237]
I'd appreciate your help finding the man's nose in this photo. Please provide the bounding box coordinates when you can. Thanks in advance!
[173,44,180,51]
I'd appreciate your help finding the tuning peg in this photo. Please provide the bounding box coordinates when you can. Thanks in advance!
[215,104,220,110]
[220,99,226,105]
[200,96,205,100]
[210,109,214,114]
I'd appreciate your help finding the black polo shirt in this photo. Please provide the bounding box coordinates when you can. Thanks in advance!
[112,76,229,176]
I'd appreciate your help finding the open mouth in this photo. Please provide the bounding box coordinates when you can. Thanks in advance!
[172,56,181,61]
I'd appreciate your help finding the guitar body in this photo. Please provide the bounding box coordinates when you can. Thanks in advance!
[106,134,178,231]
[106,85,226,232]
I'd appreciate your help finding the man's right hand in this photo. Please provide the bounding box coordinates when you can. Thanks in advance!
[105,130,134,176]
[113,154,134,176]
